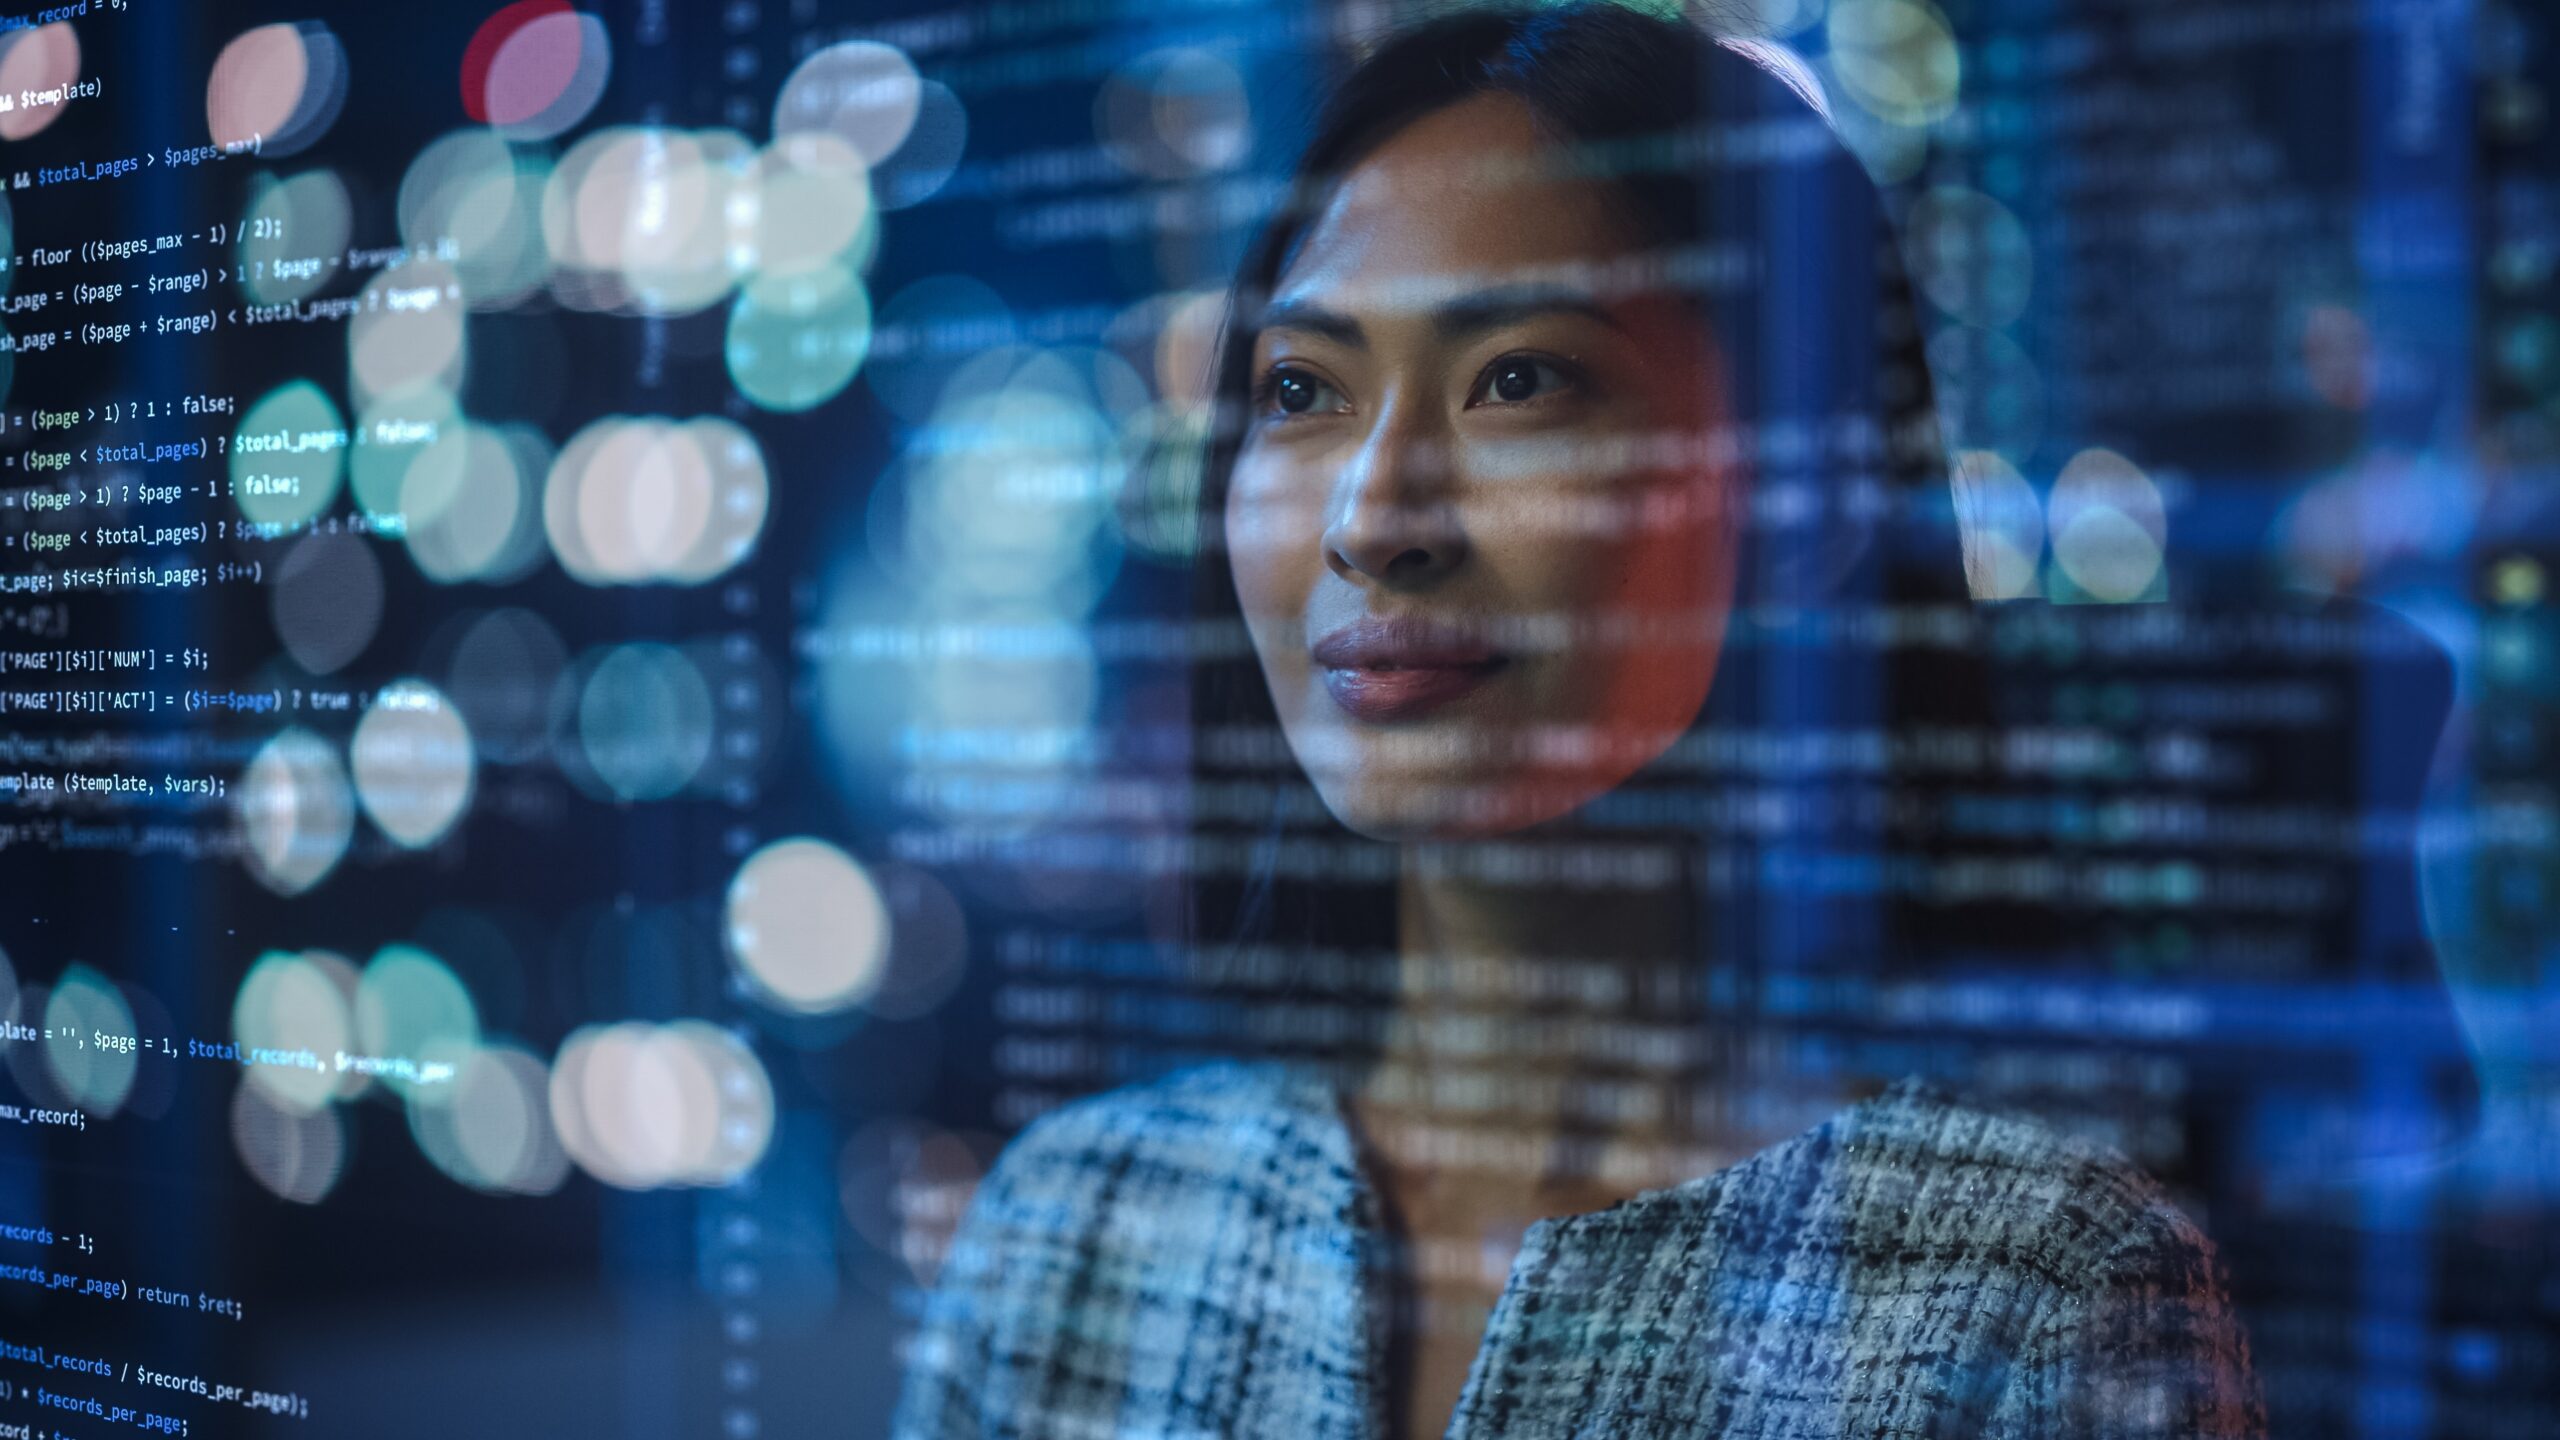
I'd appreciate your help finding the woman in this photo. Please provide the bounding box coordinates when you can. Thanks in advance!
[896,6,2263,1438]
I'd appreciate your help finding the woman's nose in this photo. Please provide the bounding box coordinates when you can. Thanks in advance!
[1322,409,1468,586]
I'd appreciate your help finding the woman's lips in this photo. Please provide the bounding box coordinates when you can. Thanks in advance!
[1310,618,1509,723]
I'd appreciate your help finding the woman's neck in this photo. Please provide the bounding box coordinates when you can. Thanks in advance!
[1348,845,1699,1224]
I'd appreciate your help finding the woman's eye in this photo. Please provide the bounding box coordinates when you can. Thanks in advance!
[1262,367,1345,418]
[1472,355,1576,407]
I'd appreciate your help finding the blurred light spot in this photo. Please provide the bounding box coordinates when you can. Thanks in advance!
[2275,450,2475,594]
[1823,87,1928,185]
[43,966,134,1117]
[750,134,874,277]
[773,40,920,166]
[1708,0,1828,38]
[271,532,383,675]
[869,274,1016,423]
[1096,48,1250,179]
[587,418,708,580]
[479,7,608,141]
[865,861,970,1021]
[411,1043,570,1194]
[2301,303,2376,411]
[539,417,614,581]
[1115,401,1209,563]
[546,125,755,317]
[445,607,568,763]
[913,637,1099,768]
[839,1119,985,1281]
[461,1,563,119]
[407,423,540,583]
[239,170,352,307]
[238,728,355,895]
[550,1021,774,1189]
[233,949,358,1113]
[667,417,770,583]
[725,837,889,1016]
[2496,313,2560,399]
[571,643,714,800]
[488,424,561,582]
[631,129,761,313]
[1950,449,2043,600]
[355,944,480,1103]
[1924,325,2043,459]
[232,1080,347,1203]
[232,380,345,533]
[398,129,551,309]
[206,22,347,158]
[2491,555,2544,609]
[1151,289,1224,412]
[351,678,475,848]
[873,80,967,211]
[544,417,759,584]
[351,387,464,529]
[0,24,79,141]
[1904,187,2031,329]
[2049,447,2167,603]
[726,262,871,412]
[1827,0,1959,126]
[350,261,467,403]
[903,365,1122,610]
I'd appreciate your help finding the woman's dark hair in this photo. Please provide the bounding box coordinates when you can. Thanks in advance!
[1180,3,1967,1048]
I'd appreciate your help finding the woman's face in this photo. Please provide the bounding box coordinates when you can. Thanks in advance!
[1225,93,1736,841]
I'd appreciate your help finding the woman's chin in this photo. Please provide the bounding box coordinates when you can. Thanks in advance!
[1313,773,1600,842]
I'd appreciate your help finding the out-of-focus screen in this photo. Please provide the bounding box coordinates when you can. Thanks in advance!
[0,0,2550,1435]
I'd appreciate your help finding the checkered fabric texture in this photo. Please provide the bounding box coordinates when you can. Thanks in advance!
[892,1063,2264,1439]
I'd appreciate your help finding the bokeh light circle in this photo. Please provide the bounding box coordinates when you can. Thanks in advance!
[205,22,347,158]
[481,9,610,141]
[1904,186,2033,329]
[232,1081,347,1204]
[1950,449,2044,601]
[237,727,356,896]
[2049,447,2168,603]
[233,949,360,1113]
[773,41,921,166]
[724,837,891,1016]
[355,945,481,1104]
[1826,0,1959,127]
[271,531,384,676]
[549,1021,775,1190]
[239,170,353,307]
[351,679,476,848]
[411,1043,570,1195]
[43,967,135,1117]
[569,643,715,801]
[445,607,569,763]
[726,263,872,412]
[398,129,552,309]
[232,380,347,534]
[1096,48,1251,179]
[0,24,80,141]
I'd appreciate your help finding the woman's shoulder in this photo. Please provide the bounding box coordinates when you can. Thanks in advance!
[973,1058,1352,1208]
[1556,1074,2219,1287]
[1824,1075,2218,1272]
[1481,1077,2258,1436]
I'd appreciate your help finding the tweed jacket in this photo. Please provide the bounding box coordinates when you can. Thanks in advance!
[892,1063,2263,1439]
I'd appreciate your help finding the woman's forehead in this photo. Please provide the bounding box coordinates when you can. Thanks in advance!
[1271,93,1645,320]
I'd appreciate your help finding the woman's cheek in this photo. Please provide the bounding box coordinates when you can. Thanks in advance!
[1224,466,1319,699]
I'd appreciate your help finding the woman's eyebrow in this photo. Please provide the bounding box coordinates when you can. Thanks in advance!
[1257,284,1623,347]
[1431,284,1625,339]
[1257,298,1365,347]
